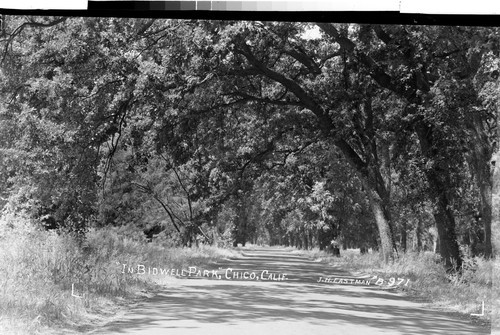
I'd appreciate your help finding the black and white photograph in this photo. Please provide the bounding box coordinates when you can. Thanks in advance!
[0,3,498,334]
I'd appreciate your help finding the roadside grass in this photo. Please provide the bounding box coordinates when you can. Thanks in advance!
[0,214,239,335]
[294,247,495,327]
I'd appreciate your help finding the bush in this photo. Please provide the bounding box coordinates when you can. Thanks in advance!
[0,214,237,334]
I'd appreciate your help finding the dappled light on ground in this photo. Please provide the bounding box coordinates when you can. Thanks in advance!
[90,247,489,335]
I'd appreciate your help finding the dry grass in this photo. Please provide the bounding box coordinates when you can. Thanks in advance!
[295,247,494,326]
[0,214,238,335]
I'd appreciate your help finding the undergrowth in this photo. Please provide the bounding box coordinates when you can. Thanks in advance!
[295,247,495,328]
[0,213,238,335]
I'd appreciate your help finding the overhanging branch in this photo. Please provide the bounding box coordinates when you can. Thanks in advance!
[131,181,182,233]
[316,22,416,100]
[1,17,67,64]
[226,91,304,108]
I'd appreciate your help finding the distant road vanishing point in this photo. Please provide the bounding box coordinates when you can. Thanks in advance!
[89,246,490,335]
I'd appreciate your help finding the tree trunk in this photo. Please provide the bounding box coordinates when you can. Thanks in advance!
[425,175,462,270]
[336,147,396,262]
[481,186,493,258]
[472,171,493,258]
[401,219,407,252]
[364,185,395,263]
[468,112,494,258]
[434,229,441,254]
[432,202,461,271]
[232,197,248,247]
[303,228,309,250]
[416,218,422,251]
[492,147,499,257]
[415,125,462,271]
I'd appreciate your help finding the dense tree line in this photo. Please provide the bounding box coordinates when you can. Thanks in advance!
[0,17,497,271]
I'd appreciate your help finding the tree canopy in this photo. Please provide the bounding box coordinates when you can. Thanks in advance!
[0,17,498,271]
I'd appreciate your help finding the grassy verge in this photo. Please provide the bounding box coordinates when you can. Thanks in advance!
[0,214,238,335]
[293,247,496,328]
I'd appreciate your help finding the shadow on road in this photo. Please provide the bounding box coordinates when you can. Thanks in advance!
[92,247,489,335]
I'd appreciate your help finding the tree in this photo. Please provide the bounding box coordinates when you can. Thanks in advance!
[1,18,496,269]
[0,17,107,233]
[315,24,498,270]
[158,21,400,261]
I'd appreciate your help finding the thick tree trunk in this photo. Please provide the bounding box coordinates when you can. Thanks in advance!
[468,112,494,258]
[364,185,395,263]
[337,145,396,262]
[415,125,462,271]
[472,170,493,258]
[423,168,462,271]
[432,197,462,271]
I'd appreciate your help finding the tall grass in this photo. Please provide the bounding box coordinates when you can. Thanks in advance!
[0,214,238,335]
[296,247,494,326]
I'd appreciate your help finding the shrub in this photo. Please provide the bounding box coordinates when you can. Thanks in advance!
[0,215,237,334]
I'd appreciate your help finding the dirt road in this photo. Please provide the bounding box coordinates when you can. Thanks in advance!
[89,247,489,335]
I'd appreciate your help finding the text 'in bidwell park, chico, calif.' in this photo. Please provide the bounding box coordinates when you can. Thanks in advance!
[121,264,288,281]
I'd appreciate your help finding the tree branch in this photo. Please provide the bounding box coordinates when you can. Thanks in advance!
[370,25,393,45]
[159,153,194,222]
[234,42,326,117]
[316,22,416,100]
[233,38,370,179]
[131,181,182,233]
[284,47,321,75]
[1,17,67,64]
[227,91,304,108]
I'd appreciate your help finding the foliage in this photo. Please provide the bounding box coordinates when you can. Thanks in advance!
[0,212,236,334]
[0,17,497,264]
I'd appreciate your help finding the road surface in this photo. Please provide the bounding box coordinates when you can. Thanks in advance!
[89,246,489,335]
